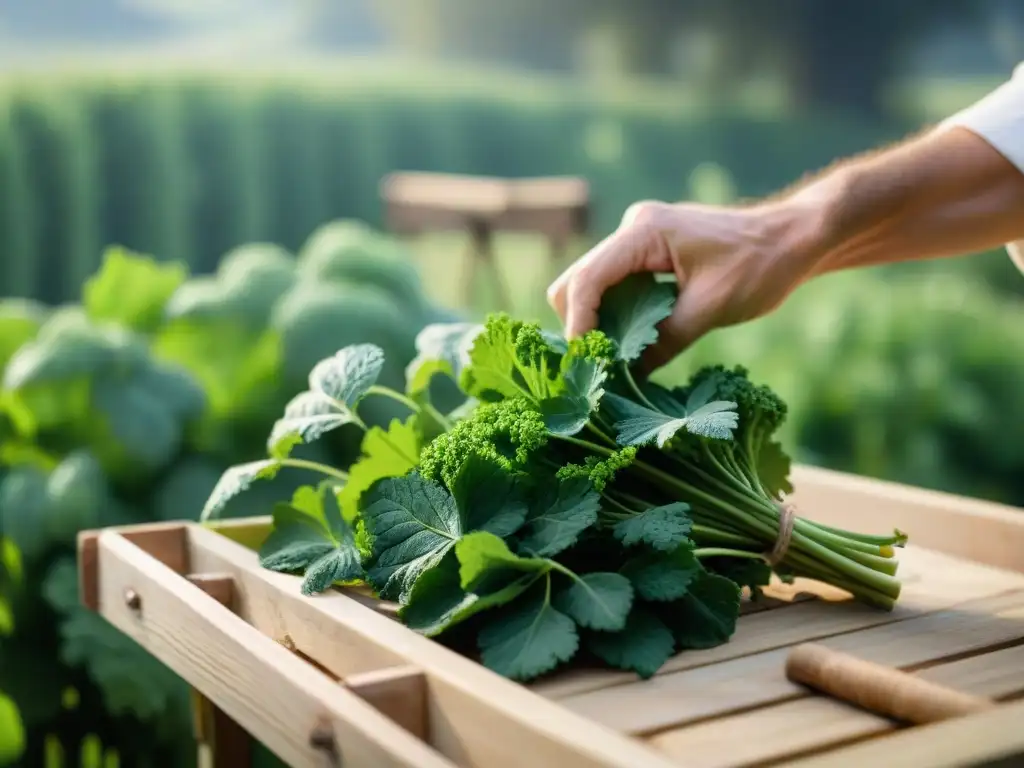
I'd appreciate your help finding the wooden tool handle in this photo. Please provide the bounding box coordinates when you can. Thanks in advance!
[785,643,995,725]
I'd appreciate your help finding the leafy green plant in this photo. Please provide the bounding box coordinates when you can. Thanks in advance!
[205,274,907,683]
[0,220,457,765]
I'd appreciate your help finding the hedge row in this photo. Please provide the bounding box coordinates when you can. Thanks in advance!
[0,69,901,305]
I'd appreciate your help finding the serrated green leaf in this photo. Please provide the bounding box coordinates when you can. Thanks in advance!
[266,391,355,458]
[459,318,525,402]
[362,473,461,603]
[455,531,550,593]
[405,322,483,395]
[602,391,738,447]
[539,329,569,354]
[585,605,676,679]
[553,572,633,631]
[659,569,741,650]
[338,417,421,520]
[621,544,702,602]
[451,454,527,538]
[259,487,363,595]
[597,274,676,362]
[540,394,593,437]
[613,503,693,551]
[83,246,188,333]
[309,343,384,407]
[200,459,282,522]
[400,549,539,637]
[563,354,607,407]
[516,478,601,558]
[43,450,112,544]
[477,576,579,681]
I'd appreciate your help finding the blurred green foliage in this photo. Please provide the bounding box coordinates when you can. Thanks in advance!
[0,220,458,767]
[0,69,904,306]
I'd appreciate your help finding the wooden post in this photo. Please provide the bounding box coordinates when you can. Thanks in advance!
[380,172,590,312]
[186,574,253,768]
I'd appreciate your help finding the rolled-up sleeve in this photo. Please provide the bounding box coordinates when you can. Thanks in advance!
[939,62,1024,271]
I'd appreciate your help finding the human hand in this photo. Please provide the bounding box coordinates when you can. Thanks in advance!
[546,199,825,371]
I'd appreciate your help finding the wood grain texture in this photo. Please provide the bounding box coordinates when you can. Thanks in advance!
[648,644,1024,768]
[780,697,1024,768]
[558,589,1024,736]
[345,665,429,741]
[531,545,1024,700]
[186,525,680,768]
[95,531,455,768]
[789,464,1024,574]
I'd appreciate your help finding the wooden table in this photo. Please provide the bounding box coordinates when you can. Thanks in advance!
[78,464,1024,767]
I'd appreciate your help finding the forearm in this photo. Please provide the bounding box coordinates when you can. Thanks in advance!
[767,126,1024,277]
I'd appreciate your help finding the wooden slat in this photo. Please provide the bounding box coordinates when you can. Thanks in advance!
[557,589,1024,736]
[790,464,1024,573]
[779,697,1024,768]
[531,545,1024,700]
[186,525,680,768]
[648,644,1024,768]
[94,531,455,768]
[345,665,428,741]
[78,522,189,611]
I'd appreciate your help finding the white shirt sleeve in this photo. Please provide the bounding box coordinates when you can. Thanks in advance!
[939,63,1024,272]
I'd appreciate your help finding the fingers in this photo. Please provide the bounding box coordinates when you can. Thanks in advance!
[548,203,672,338]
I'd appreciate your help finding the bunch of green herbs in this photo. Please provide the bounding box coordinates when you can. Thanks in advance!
[201,274,907,682]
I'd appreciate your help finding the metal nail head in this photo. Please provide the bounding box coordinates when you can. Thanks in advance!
[124,588,142,612]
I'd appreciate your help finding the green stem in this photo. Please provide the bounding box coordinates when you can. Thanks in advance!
[279,458,349,482]
[365,385,423,416]
[691,524,760,548]
[693,547,767,560]
[621,364,660,411]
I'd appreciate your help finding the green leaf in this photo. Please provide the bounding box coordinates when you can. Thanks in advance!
[586,605,676,679]
[597,274,676,362]
[400,549,538,637]
[405,322,483,395]
[758,440,794,499]
[0,466,52,564]
[455,531,550,593]
[309,343,384,407]
[451,454,527,538]
[477,576,579,681]
[540,395,592,437]
[660,569,742,650]
[621,544,702,602]
[362,473,462,603]
[0,299,46,374]
[43,450,112,544]
[338,416,422,520]
[541,354,608,435]
[84,246,188,333]
[602,391,738,447]
[91,377,182,472]
[553,572,633,631]
[517,478,600,558]
[613,503,693,551]
[258,487,362,595]
[459,318,524,401]
[0,690,25,765]
[200,459,282,522]
[266,391,355,458]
